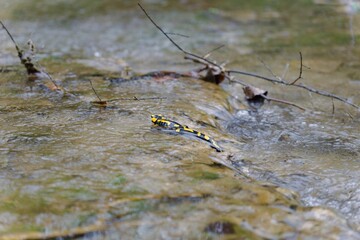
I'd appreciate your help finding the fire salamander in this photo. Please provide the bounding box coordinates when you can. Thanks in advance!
[151,114,223,152]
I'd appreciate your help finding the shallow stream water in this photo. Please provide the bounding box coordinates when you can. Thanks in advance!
[0,0,360,239]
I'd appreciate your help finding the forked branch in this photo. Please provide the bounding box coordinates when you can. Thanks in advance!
[290,51,303,85]
[138,4,359,111]
[138,3,222,70]
[227,66,359,110]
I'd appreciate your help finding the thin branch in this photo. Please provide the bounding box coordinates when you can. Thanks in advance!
[36,62,61,90]
[90,78,166,104]
[258,57,281,82]
[137,6,358,110]
[1,21,63,93]
[227,70,359,109]
[0,20,21,53]
[225,74,249,87]
[289,51,303,85]
[1,20,41,75]
[107,96,167,102]
[165,32,190,38]
[138,3,185,53]
[346,110,354,120]
[138,3,222,69]
[203,44,225,58]
[89,79,102,101]
[262,95,305,111]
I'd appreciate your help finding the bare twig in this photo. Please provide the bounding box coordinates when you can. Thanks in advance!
[36,62,61,89]
[203,44,225,58]
[0,20,20,53]
[108,96,167,102]
[0,20,41,75]
[89,79,102,101]
[138,3,222,70]
[227,70,359,109]
[138,4,185,53]
[232,52,358,110]
[258,57,281,82]
[89,79,166,103]
[346,110,354,120]
[225,74,248,87]
[289,51,303,85]
[243,85,305,110]
[263,95,305,111]
[137,5,359,110]
[258,52,303,84]
[165,32,190,38]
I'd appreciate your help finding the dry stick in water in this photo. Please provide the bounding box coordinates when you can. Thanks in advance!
[203,44,226,58]
[137,6,359,110]
[257,56,283,82]
[0,20,41,75]
[262,95,305,111]
[108,96,167,102]
[290,51,303,85]
[1,20,62,92]
[138,3,222,70]
[37,62,61,90]
[89,79,166,106]
[165,32,190,38]
[89,79,103,102]
[227,52,360,110]
[138,4,306,110]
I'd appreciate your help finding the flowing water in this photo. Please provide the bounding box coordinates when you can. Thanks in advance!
[0,0,360,239]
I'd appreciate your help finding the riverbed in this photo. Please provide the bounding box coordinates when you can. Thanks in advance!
[0,1,359,239]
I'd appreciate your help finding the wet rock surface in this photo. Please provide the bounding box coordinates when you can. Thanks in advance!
[0,0,359,239]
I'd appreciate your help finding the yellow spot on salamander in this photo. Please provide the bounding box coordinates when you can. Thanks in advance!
[183,126,194,133]
[151,114,164,124]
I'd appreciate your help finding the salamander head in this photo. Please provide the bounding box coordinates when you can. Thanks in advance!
[151,114,164,124]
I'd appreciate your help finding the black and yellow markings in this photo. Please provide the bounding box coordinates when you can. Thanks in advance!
[151,114,223,152]
[151,114,185,129]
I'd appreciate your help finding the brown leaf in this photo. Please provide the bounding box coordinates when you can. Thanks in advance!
[202,68,225,84]
[243,86,268,109]
[243,86,267,99]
